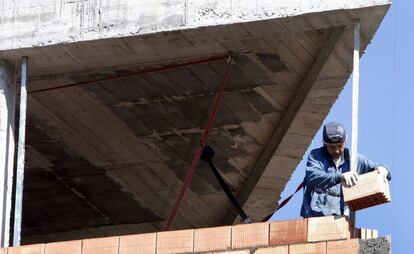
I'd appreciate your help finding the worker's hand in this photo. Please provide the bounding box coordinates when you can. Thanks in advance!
[341,171,359,187]
[376,165,389,181]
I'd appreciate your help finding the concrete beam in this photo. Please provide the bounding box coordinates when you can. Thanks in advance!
[221,26,345,224]
[0,61,16,247]
[0,0,390,51]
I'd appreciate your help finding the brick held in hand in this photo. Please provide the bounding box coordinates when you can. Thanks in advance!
[343,170,391,211]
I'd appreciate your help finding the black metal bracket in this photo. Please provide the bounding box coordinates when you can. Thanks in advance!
[200,145,252,224]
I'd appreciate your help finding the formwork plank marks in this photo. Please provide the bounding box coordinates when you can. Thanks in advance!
[208,61,257,91]
[159,68,211,95]
[232,53,275,85]
[221,92,261,122]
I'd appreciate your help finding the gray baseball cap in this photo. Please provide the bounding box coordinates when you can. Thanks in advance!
[323,121,347,143]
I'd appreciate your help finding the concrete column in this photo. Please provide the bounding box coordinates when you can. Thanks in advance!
[0,61,16,247]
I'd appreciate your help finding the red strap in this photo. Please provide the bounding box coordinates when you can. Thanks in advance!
[25,54,229,95]
[277,181,304,211]
[261,181,304,222]
[164,56,233,230]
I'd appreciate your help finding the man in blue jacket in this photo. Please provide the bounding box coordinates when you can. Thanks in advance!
[301,121,391,218]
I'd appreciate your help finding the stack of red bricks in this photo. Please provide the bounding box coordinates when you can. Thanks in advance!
[1,216,382,254]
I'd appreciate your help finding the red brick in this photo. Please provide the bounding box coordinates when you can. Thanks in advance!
[156,229,193,254]
[45,240,81,254]
[307,216,350,242]
[289,242,326,254]
[270,219,307,245]
[372,229,378,238]
[360,228,367,239]
[360,228,375,239]
[366,229,373,239]
[82,236,119,254]
[232,222,269,249]
[194,226,231,252]
[119,233,156,254]
[8,244,45,254]
[327,239,359,254]
[343,170,391,211]
[213,251,250,254]
[254,245,289,254]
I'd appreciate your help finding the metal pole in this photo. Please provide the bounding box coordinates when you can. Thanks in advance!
[13,57,28,246]
[0,61,16,248]
[350,20,360,226]
[200,145,251,223]
[207,160,251,223]
[351,20,360,174]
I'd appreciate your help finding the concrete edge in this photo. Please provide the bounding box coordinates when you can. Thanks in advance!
[359,236,392,254]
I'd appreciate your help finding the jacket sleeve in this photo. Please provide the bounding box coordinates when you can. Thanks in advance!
[357,155,392,180]
[305,152,342,189]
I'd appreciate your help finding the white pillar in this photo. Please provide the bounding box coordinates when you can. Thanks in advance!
[349,20,361,226]
[13,57,28,247]
[351,20,360,173]
[0,61,16,247]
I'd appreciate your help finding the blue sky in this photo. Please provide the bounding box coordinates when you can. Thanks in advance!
[271,1,412,252]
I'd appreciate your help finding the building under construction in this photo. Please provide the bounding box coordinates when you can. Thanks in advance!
[0,0,392,253]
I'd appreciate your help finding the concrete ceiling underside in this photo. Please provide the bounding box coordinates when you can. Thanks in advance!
[0,5,389,244]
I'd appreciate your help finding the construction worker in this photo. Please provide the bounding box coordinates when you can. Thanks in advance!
[300,121,391,218]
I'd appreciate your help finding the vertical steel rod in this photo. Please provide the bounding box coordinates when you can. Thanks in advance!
[350,20,361,226]
[0,61,16,248]
[13,57,28,246]
[351,20,360,174]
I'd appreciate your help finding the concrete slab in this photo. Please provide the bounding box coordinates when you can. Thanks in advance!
[0,0,391,243]
[0,0,390,51]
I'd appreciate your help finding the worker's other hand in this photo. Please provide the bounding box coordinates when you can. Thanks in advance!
[341,171,359,187]
[376,165,389,181]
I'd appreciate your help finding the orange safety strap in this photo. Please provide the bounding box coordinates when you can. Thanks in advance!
[164,56,233,230]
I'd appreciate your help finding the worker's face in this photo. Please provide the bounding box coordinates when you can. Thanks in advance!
[324,142,345,159]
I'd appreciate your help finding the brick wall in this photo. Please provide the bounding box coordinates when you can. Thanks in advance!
[2,216,388,254]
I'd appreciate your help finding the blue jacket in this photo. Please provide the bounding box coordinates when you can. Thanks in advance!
[300,146,391,218]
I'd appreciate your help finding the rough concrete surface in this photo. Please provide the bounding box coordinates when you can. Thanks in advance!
[0,0,390,50]
[359,236,391,254]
